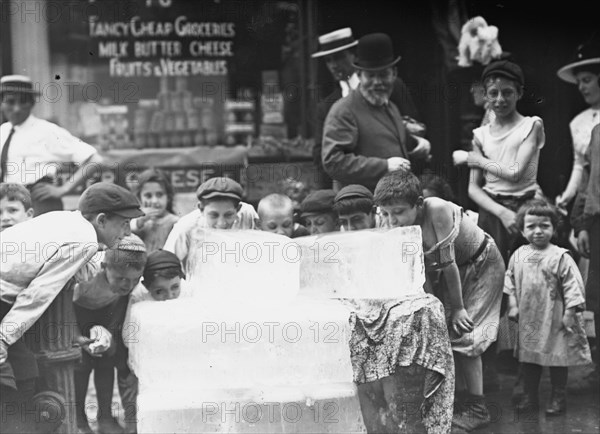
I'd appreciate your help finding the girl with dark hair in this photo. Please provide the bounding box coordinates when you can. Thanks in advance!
[131,168,179,253]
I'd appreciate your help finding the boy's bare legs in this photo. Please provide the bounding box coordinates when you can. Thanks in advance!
[452,354,491,431]
[74,366,93,433]
[457,354,483,396]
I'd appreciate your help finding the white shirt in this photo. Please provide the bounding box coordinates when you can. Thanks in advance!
[163,201,258,252]
[0,211,99,345]
[570,107,600,172]
[339,73,360,98]
[0,114,97,185]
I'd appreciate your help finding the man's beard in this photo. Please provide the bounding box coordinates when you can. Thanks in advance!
[360,86,392,106]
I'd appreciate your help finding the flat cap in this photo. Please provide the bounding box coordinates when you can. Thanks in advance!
[115,234,146,252]
[334,184,374,203]
[144,250,183,276]
[481,59,524,86]
[196,177,243,200]
[78,182,144,218]
[300,189,336,216]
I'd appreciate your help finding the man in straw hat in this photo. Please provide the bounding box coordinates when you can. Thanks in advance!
[312,28,423,189]
[321,33,431,192]
[0,75,104,216]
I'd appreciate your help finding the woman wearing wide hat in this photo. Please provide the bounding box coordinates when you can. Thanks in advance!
[555,38,600,211]
[556,37,600,393]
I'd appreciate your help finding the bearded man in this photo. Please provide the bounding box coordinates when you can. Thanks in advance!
[322,33,431,192]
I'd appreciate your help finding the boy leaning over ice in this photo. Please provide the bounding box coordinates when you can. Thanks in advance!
[121,249,185,434]
[163,177,256,276]
[73,234,147,434]
[0,182,143,433]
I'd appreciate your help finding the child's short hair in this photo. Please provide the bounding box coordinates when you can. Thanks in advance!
[257,193,293,217]
[516,199,560,230]
[104,234,147,270]
[142,250,185,287]
[374,169,422,207]
[333,185,374,215]
[419,171,455,202]
[0,183,32,210]
[134,168,175,213]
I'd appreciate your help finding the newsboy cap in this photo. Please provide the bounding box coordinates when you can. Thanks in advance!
[300,189,336,216]
[78,182,144,218]
[144,249,183,275]
[196,177,243,201]
[481,59,524,86]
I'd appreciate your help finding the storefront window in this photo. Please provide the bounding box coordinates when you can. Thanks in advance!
[46,0,304,150]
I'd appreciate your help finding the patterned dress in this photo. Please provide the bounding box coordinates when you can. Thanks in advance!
[504,244,592,366]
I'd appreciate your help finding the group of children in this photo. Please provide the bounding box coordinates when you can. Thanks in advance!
[0,56,597,434]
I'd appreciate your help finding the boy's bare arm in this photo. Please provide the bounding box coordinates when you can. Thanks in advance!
[468,168,519,235]
[464,120,543,182]
[428,199,474,334]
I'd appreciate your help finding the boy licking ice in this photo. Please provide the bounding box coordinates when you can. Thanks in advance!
[332,184,377,231]
[165,177,256,274]
[299,189,339,235]
[374,169,504,431]
[163,177,257,252]
[73,234,147,434]
[121,249,185,434]
[257,193,309,238]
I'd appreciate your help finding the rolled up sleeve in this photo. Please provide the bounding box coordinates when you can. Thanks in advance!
[0,243,97,345]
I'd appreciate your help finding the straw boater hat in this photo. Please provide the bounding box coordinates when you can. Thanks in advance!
[352,33,401,71]
[0,75,41,95]
[557,40,600,84]
[311,28,358,58]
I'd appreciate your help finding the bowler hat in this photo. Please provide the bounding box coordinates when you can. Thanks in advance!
[0,75,41,95]
[79,182,144,218]
[557,39,600,84]
[311,28,358,58]
[352,33,401,71]
[300,189,336,216]
[481,59,524,86]
[196,177,243,201]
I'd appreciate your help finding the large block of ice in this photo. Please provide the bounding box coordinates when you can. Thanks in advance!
[297,226,425,298]
[129,226,426,432]
[183,229,300,300]
[129,297,365,432]
[129,297,354,391]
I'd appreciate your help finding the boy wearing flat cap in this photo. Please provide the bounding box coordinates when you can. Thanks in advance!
[333,184,377,231]
[0,182,143,431]
[300,189,339,235]
[164,177,258,273]
[118,249,185,434]
[73,234,147,434]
